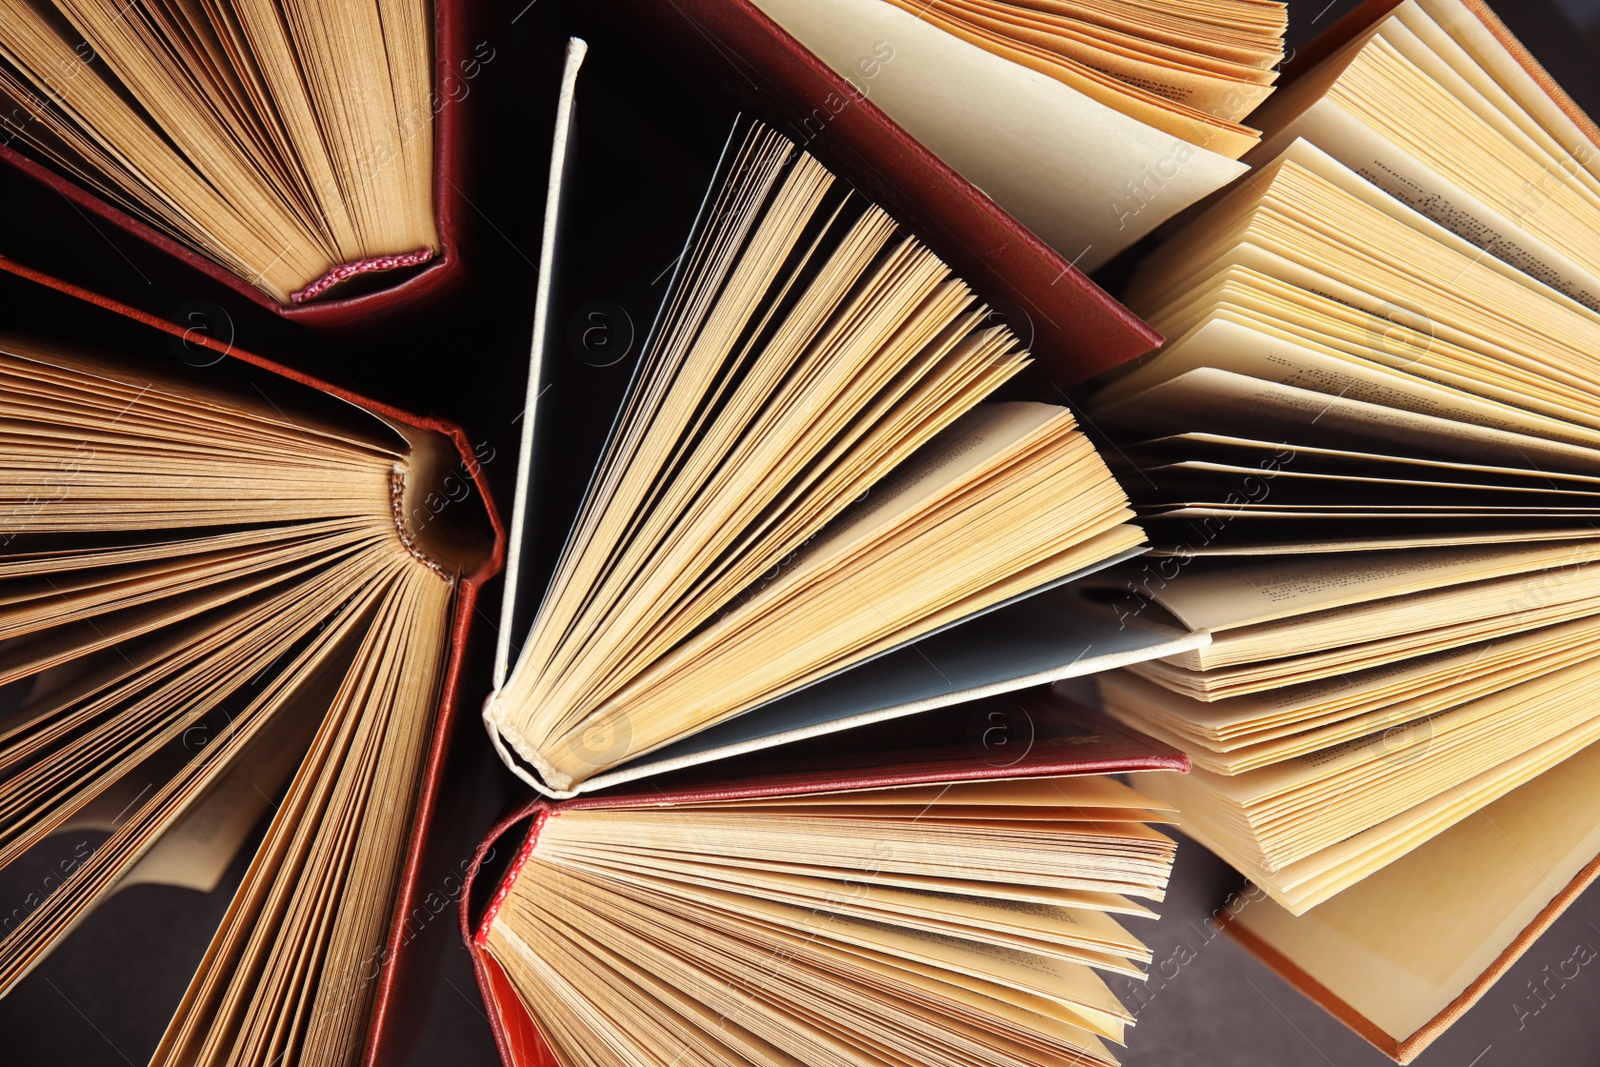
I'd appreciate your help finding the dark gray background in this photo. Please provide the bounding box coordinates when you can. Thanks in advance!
[5,0,1600,1064]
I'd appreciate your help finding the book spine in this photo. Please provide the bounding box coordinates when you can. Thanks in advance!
[290,248,438,305]
[474,810,552,948]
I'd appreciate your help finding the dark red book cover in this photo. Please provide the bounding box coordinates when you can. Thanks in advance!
[593,0,1161,386]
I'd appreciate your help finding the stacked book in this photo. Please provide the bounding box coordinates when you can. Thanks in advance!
[1088,0,1600,1060]
[0,1,1597,1067]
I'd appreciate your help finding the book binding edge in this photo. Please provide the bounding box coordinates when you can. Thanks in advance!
[289,248,438,305]
[1220,845,1600,1064]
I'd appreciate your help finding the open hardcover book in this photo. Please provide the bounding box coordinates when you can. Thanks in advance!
[479,40,1208,801]
[1252,0,1600,311]
[458,31,1209,1067]
[1078,0,1600,1059]
[749,0,1288,270]
[1223,735,1600,1063]
[0,0,471,323]
[0,254,501,1065]
[463,691,1187,1067]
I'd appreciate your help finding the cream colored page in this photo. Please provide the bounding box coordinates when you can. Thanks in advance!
[1233,738,1600,1040]
[559,850,1147,961]
[1261,713,1600,913]
[1417,0,1600,183]
[1109,614,1600,746]
[762,870,1147,956]
[1191,650,1600,808]
[522,858,1126,1053]
[1270,137,1600,319]
[1142,539,1592,631]
[1097,313,1600,445]
[780,402,1067,562]
[1158,582,1600,690]
[1136,711,1600,915]
[1198,624,1600,768]
[1093,367,1600,473]
[563,842,1157,916]
[1262,78,1600,310]
[750,0,1245,270]
[707,886,1132,1031]
[563,841,1149,936]
[1385,8,1600,203]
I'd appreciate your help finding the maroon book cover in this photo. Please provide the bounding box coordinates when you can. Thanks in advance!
[595,0,1161,386]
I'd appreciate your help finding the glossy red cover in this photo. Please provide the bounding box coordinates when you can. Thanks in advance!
[602,0,1162,387]
[459,692,1187,1067]
[0,0,470,327]
[0,252,507,1067]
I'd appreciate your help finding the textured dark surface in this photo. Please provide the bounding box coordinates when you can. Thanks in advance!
[5,0,1600,1064]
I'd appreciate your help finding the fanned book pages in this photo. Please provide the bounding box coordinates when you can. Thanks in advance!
[482,94,1213,800]
[750,0,1287,269]
[0,0,455,315]
[1251,0,1600,311]
[1074,2,1600,1059]
[465,693,1187,1067]
[1224,736,1600,1064]
[0,258,498,1066]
